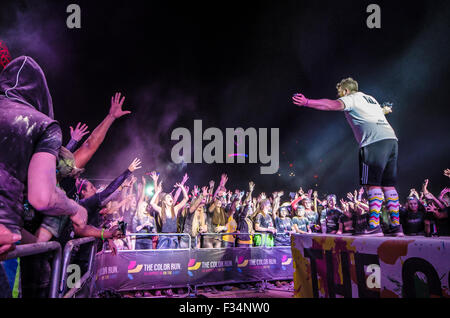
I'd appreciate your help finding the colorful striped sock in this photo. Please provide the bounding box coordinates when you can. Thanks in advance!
[384,189,400,226]
[368,188,384,228]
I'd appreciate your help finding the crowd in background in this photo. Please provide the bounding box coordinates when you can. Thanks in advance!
[100,170,450,254]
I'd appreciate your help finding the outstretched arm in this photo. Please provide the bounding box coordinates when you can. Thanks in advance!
[293,93,344,111]
[98,158,141,203]
[74,93,131,168]
[174,183,189,213]
[173,173,189,204]
[149,172,162,214]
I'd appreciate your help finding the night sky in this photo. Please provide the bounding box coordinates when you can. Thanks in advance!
[1,0,449,200]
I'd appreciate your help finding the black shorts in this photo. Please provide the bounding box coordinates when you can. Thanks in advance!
[359,139,398,187]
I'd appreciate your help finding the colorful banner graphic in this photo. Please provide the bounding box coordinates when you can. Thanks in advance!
[93,247,293,292]
[291,234,450,298]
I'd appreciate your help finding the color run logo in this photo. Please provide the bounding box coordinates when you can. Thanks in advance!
[171,120,279,174]
[187,259,201,277]
[281,255,292,270]
[128,261,143,280]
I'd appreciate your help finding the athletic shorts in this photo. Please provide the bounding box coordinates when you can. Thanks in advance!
[359,139,398,187]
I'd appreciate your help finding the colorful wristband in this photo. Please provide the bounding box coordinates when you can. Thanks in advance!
[101,228,105,241]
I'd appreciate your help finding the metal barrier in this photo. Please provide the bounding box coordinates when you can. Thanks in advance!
[196,232,251,248]
[2,241,62,298]
[59,237,97,298]
[102,233,192,252]
[196,232,294,248]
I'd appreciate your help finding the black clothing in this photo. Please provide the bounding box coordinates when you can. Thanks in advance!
[0,56,61,234]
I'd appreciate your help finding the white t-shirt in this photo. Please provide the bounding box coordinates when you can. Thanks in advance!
[339,92,397,147]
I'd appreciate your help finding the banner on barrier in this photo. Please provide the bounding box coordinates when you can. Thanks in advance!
[291,234,450,298]
[93,247,293,292]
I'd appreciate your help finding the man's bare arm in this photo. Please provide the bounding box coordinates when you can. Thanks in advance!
[74,92,131,168]
[293,93,345,111]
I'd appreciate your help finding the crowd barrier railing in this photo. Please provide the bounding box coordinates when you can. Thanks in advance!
[59,237,97,298]
[2,241,62,298]
[114,233,192,251]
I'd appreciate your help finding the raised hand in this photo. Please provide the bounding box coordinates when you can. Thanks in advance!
[209,180,215,189]
[298,187,304,195]
[439,187,450,198]
[128,158,142,172]
[445,169,450,178]
[292,93,309,107]
[347,192,354,201]
[260,192,267,200]
[201,186,208,196]
[313,191,318,199]
[148,171,159,182]
[193,185,199,196]
[175,183,186,194]
[70,122,90,141]
[109,92,131,119]
[422,179,429,194]
[220,174,228,186]
[307,189,313,198]
[182,173,189,185]
[249,181,255,192]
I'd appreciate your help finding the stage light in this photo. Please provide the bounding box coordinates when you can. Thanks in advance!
[146,184,154,196]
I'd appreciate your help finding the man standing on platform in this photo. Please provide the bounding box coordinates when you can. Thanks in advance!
[292,77,403,236]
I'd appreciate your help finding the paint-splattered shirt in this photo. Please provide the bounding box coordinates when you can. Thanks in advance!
[0,56,61,233]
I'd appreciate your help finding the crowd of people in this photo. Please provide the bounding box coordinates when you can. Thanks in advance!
[100,171,450,255]
[0,49,449,298]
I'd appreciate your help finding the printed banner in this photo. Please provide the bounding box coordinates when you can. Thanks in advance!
[291,233,450,298]
[93,247,293,292]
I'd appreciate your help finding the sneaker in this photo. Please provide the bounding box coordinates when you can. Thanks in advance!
[384,225,404,237]
[358,226,384,236]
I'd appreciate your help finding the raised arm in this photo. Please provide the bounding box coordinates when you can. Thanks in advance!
[138,176,146,205]
[293,93,345,111]
[74,93,131,168]
[174,183,189,213]
[149,172,162,214]
[98,158,141,203]
[213,174,228,198]
[422,179,445,210]
[173,173,189,204]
